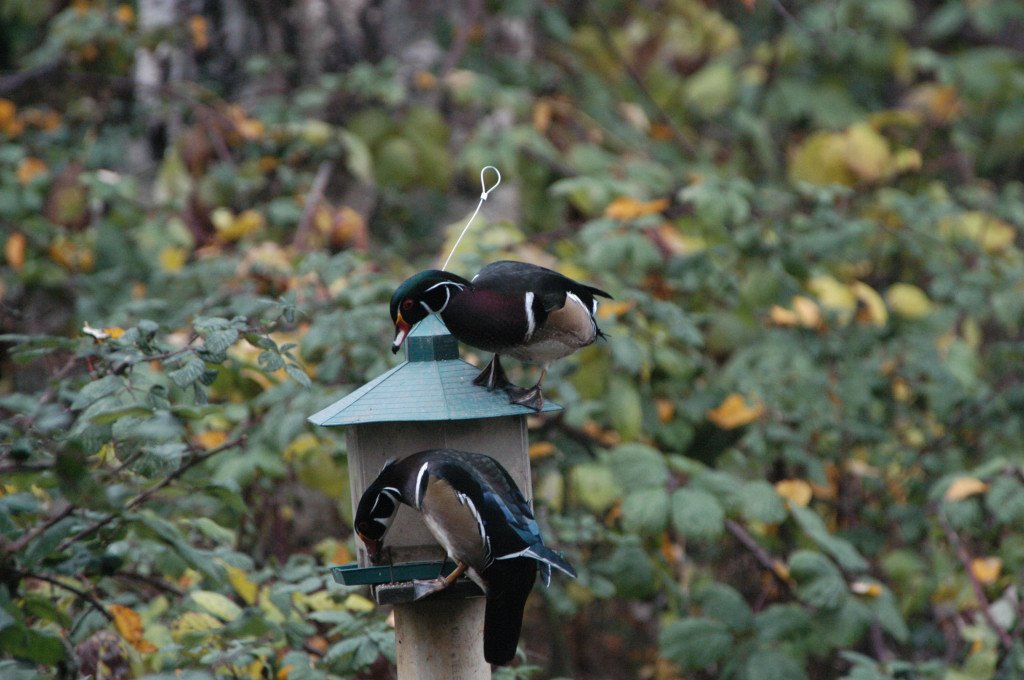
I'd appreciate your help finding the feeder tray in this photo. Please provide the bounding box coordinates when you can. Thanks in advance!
[332,561,485,605]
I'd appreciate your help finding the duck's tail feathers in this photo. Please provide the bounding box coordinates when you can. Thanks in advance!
[483,559,537,665]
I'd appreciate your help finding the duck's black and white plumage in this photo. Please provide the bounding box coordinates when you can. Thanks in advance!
[390,260,611,410]
[354,449,576,665]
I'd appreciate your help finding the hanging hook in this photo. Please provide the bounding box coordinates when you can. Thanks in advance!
[442,166,502,271]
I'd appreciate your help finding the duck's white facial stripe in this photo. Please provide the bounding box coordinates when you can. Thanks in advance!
[422,281,464,314]
[524,291,536,341]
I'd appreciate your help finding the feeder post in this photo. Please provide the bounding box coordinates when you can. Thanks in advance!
[309,316,561,679]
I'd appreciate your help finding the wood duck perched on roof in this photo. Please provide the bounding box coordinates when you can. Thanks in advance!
[390,260,612,410]
[354,448,576,665]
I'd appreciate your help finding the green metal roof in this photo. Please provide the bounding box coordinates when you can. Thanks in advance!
[307,315,561,426]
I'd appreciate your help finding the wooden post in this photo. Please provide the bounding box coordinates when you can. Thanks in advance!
[394,598,490,679]
[309,315,560,679]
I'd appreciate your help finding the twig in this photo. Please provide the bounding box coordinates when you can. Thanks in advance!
[2,501,74,555]
[724,519,793,593]
[587,7,697,157]
[938,510,1015,651]
[23,572,113,622]
[56,434,247,552]
[293,160,335,251]
[0,462,54,475]
[0,60,65,95]
[115,571,185,597]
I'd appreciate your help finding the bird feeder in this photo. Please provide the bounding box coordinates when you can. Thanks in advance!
[308,315,560,676]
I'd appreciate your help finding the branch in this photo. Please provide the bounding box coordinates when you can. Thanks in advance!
[938,510,1015,651]
[1,501,74,555]
[22,572,113,622]
[293,160,335,252]
[724,519,794,593]
[56,434,247,552]
[587,7,697,157]
[0,462,54,475]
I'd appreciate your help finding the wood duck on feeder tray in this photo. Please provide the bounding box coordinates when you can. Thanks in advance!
[390,260,612,410]
[354,448,576,666]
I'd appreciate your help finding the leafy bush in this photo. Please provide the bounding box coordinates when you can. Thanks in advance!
[2,1,1024,678]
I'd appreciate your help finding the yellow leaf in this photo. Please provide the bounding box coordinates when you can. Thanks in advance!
[529,442,556,459]
[903,84,961,125]
[299,590,339,612]
[171,611,222,640]
[852,281,888,327]
[114,4,134,24]
[788,131,854,186]
[604,196,670,220]
[769,296,821,328]
[17,157,47,185]
[843,123,893,183]
[110,604,142,641]
[939,211,1016,254]
[189,15,209,51]
[4,232,26,271]
[259,588,286,623]
[774,479,813,507]
[343,593,375,612]
[596,299,635,319]
[190,590,242,622]
[970,557,1002,585]
[707,393,764,430]
[808,276,857,324]
[655,399,675,424]
[885,283,933,320]
[283,432,320,462]
[414,70,437,90]
[159,246,188,272]
[944,476,989,502]
[224,565,258,606]
[194,430,229,450]
[215,209,264,242]
[0,99,15,128]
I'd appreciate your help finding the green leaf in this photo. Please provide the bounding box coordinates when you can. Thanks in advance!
[608,443,668,491]
[789,504,868,571]
[737,480,787,524]
[788,550,848,610]
[621,488,669,535]
[90,405,155,424]
[743,650,809,680]
[285,363,312,388]
[659,617,732,669]
[169,357,206,387]
[671,488,724,540]
[135,512,225,583]
[868,586,909,643]
[697,582,753,632]
[0,625,66,664]
[606,376,643,440]
[571,464,621,513]
[754,604,813,642]
[985,476,1024,526]
[70,375,122,410]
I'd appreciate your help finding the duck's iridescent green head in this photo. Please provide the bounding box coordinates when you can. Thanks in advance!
[389,270,469,353]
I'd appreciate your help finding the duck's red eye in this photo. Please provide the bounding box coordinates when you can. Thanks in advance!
[402,299,414,310]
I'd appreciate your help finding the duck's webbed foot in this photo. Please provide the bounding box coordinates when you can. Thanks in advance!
[507,385,544,411]
[473,354,512,391]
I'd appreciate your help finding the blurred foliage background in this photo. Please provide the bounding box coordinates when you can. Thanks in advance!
[2,0,1024,678]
